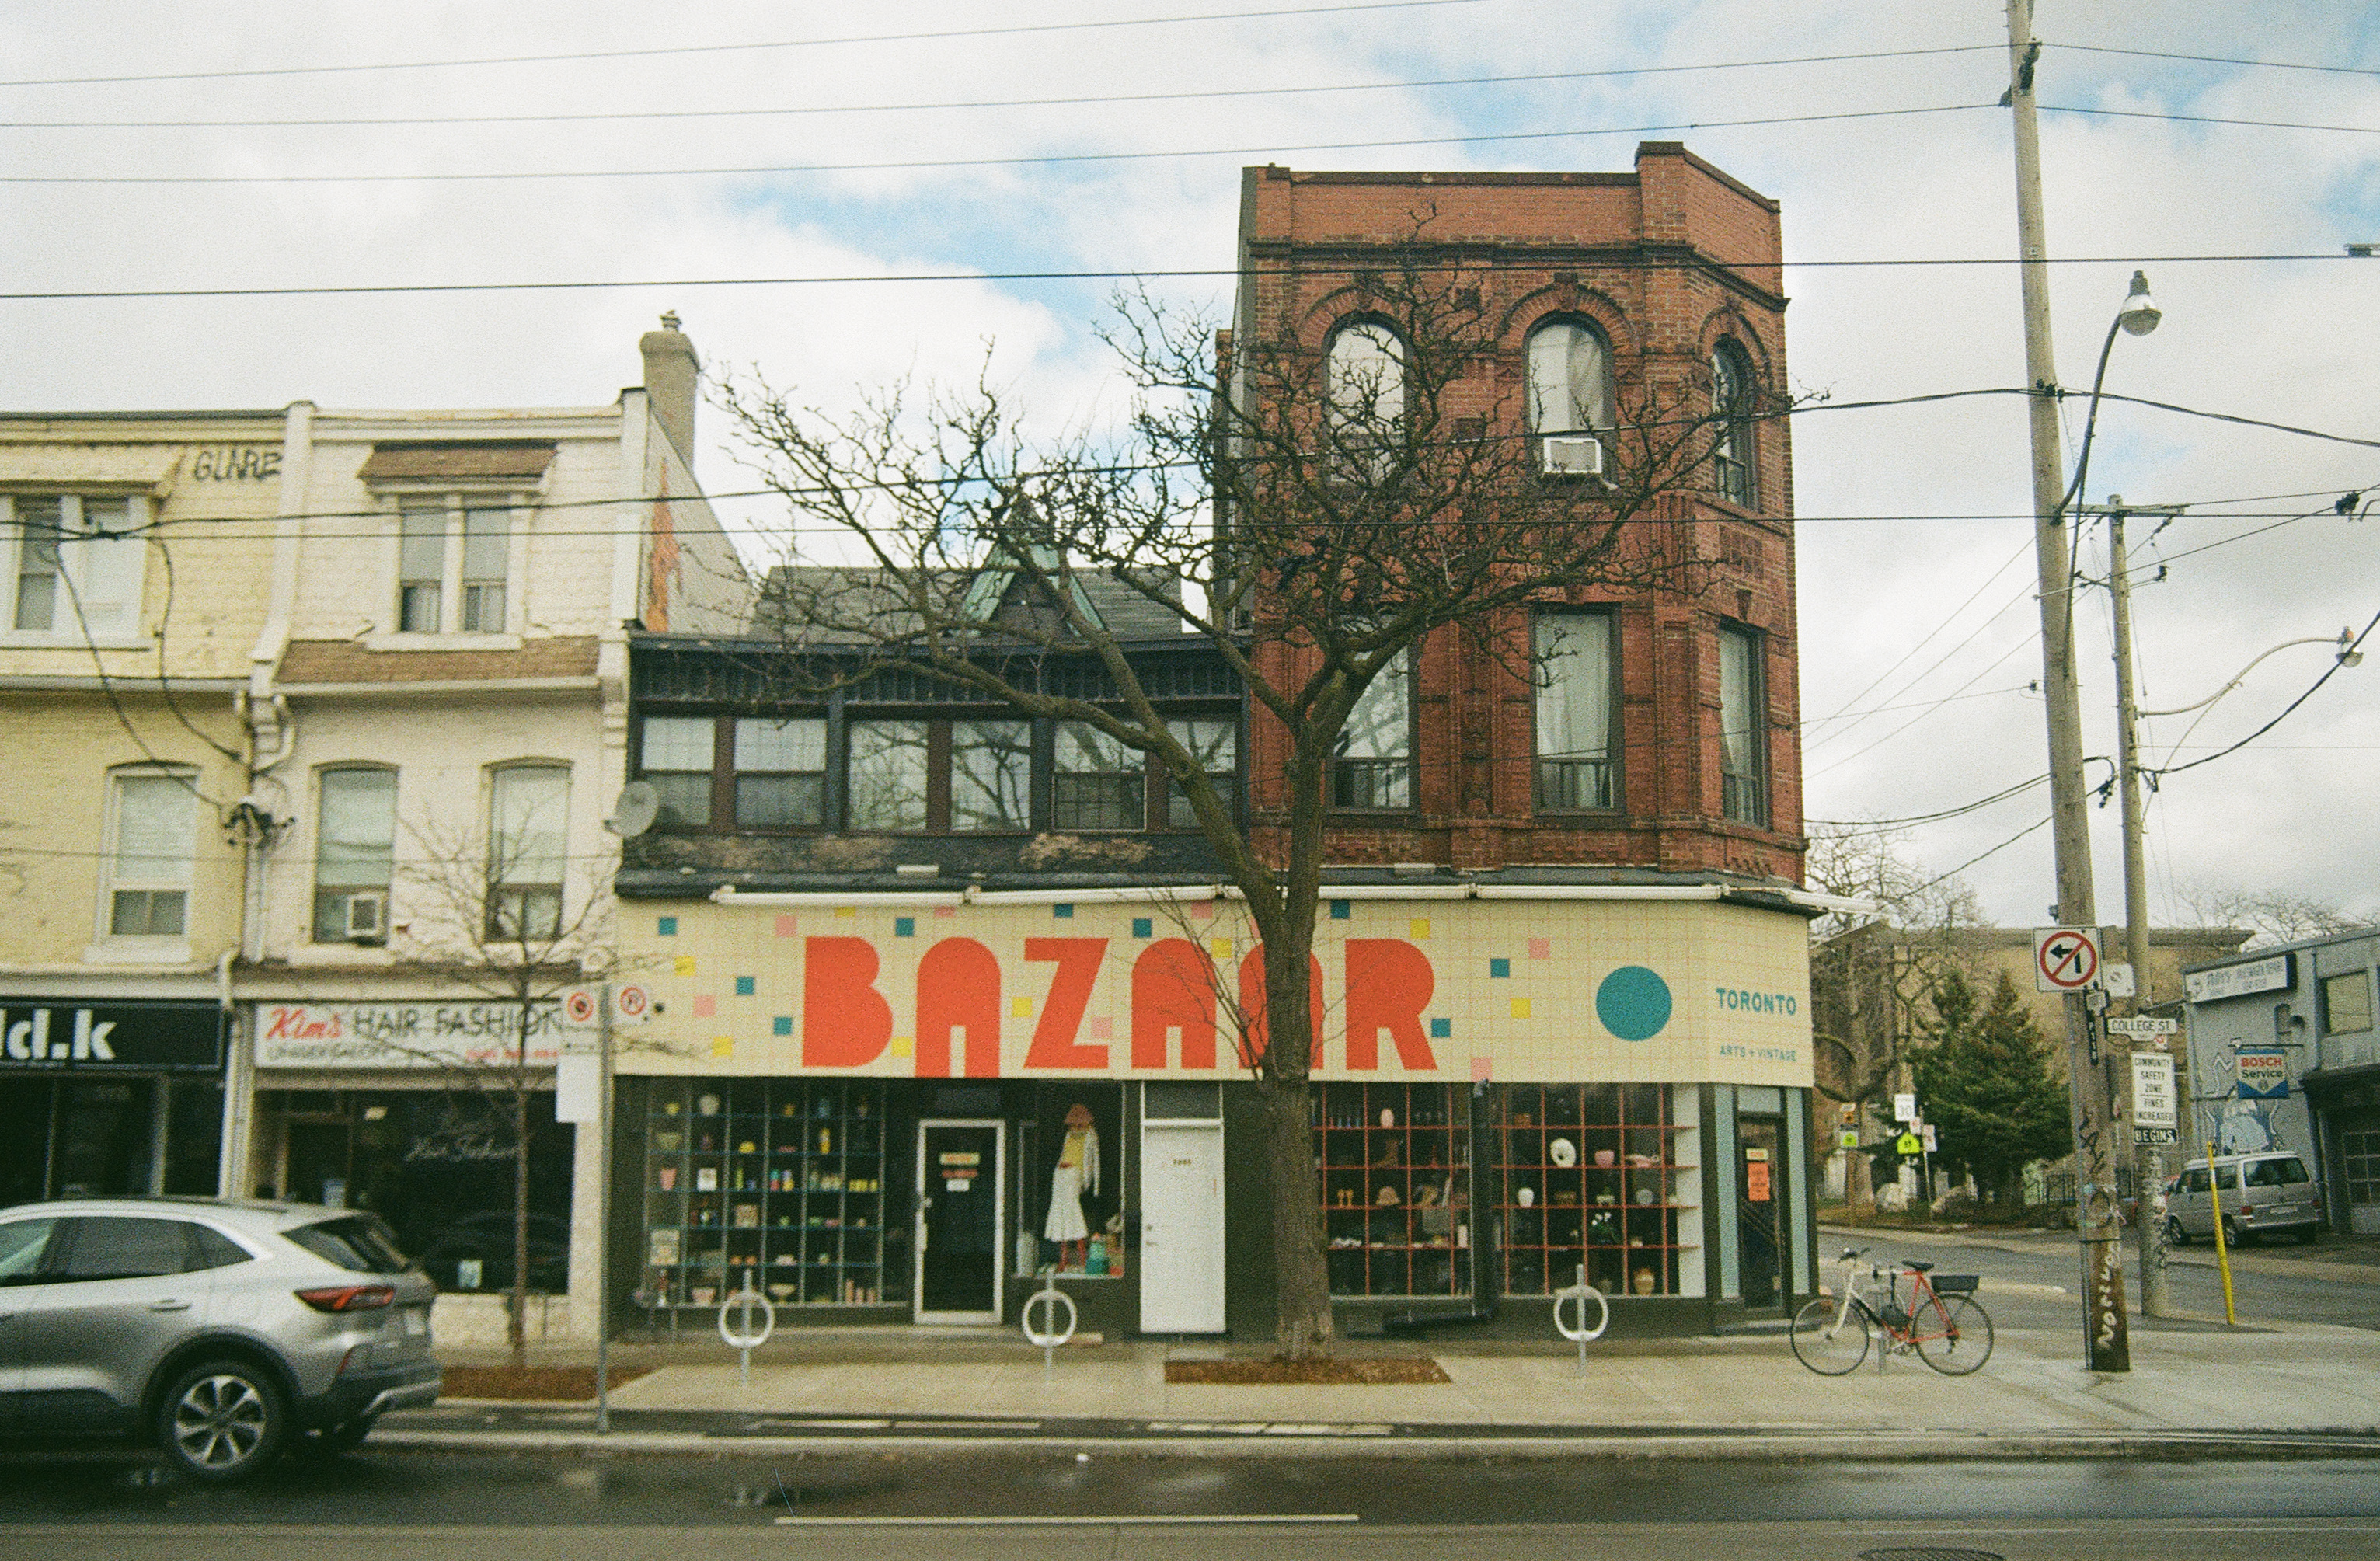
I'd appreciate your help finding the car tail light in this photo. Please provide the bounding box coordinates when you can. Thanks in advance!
[296,1284,396,1312]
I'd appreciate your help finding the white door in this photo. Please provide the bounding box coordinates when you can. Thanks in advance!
[1139,1121,1225,1333]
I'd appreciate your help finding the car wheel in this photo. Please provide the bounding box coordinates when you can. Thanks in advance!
[2163,1216,2188,1247]
[2222,1214,2252,1248]
[157,1360,288,1482]
[301,1416,377,1456]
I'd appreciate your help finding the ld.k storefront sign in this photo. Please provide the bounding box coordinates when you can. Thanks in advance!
[632,895,1813,1088]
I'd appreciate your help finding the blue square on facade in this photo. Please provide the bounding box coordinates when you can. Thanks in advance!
[1329,900,1351,920]
[1132,918,1153,939]
[1430,1017,1452,1039]
[772,1016,793,1037]
[657,916,678,936]
[1490,958,1511,979]
[1054,903,1075,918]
[735,977,755,997]
[894,917,915,938]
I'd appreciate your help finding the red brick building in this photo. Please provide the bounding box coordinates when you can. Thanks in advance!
[1236,145,1803,886]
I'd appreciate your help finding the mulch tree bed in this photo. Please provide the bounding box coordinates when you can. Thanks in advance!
[440,1365,652,1401]
[1164,1357,1450,1385]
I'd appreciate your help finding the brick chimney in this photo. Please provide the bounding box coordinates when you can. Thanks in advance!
[639,312,699,466]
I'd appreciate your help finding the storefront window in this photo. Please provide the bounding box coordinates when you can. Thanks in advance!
[1016,1083,1127,1277]
[1497,1083,1689,1298]
[1315,1082,1471,1298]
[640,1077,898,1308]
[258,1088,575,1292]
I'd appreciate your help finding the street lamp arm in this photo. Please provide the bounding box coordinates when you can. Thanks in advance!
[2138,636,2350,717]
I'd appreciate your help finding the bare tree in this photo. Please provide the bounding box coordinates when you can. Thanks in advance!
[721,260,1761,1357]
[393,786,615,1369]
[2170,880,2374,949]
[1804,824,1983,1204]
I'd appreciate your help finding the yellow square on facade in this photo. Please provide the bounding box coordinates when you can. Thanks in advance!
[1210,938,1234,959]
[1010,997,1033,1018]
[835,906,856,918]
[1510,998,1531,1019]
[674,956,697,977]
[1410,918,1431,939]
[890,1035,913,1058]
[710,1035,734,1058]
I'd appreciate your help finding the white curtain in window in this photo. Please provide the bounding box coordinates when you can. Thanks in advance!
[1527,322,1611,435]
[641,716,716,771]
[734,716,825,772]
[490,767,569,885]
[1719,630,1759,778]
[114,772,195,885]
[1534,615,1611,761]
[318,769,397,889]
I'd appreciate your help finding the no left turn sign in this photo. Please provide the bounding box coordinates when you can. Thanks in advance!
[2033,926,2102,992]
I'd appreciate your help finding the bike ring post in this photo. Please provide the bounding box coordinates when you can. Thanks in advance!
[1020,1265,1077,1376]
[1552,1263,1610,1377]
[718,1269,776,1388]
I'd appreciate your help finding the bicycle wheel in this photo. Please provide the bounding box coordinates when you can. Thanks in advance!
[1913,1294,1993,1375]
[1790,1295,1870,1375]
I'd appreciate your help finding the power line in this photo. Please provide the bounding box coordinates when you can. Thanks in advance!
[2055,42,2380,78]
[3,253,2354,305]
[2045,104,2380,136]
[0,1,1493,89]
[1803,532,2033,733]
[0,102,1999,185]
[1807,773,2049,831]
[0,48,2005,131]
[2148,605,2380,782]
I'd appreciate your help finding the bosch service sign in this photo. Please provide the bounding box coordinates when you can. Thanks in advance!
[0,998,226,1071]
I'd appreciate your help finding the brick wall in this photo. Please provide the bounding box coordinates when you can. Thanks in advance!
[1239,145,1803,885]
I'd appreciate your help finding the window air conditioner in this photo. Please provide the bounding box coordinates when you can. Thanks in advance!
[344,890,387,943]
[1540,435,1605,479]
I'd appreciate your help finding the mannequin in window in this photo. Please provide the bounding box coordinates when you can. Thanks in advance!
[1044,1103,1099,1271]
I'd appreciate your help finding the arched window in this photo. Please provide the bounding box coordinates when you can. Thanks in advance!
[1325,320,1406,480]
[1525,319,1613,437]
[1712,342,1757,508]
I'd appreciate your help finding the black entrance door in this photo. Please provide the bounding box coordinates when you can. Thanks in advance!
[1738,1117,1784,1311]
[915,1120,1002,1321]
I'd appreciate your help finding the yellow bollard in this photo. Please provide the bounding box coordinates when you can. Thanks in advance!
[2204,1140,2239,1326]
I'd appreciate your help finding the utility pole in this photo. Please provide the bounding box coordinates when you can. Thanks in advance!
[2100,498,2185,1318]
[2006,0,2129,1371]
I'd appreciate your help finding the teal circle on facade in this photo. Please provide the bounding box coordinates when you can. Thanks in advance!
[1596,966,1672,1041]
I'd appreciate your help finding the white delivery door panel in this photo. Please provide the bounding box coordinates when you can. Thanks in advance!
[1138,1121,1225,1333]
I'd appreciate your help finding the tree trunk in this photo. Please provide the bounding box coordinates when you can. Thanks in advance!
[510,1085,531,1369]
[1260,1071,1332,1359]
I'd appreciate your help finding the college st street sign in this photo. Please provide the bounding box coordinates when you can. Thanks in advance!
[1,998,226,1071]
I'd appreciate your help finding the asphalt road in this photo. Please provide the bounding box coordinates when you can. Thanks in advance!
[2,1448,2378,1559]
[1819,1227,2378,1331]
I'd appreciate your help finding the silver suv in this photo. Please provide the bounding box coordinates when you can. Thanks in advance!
[2165,1152,2324,1246]
[0,1197,440,1480]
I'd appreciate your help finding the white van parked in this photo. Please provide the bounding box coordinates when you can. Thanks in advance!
[2166,1152,2323,1246]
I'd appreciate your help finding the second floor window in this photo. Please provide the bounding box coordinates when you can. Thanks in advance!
[1534,613,1615,811]
[107,768,196,939]
[733,717,826,828]
[1333,649,1413,810]
[1718,626,1766,827]
[314,768,396,943]
[1326,320,1406,482]
[846,719,929,831]
[1054,724,1144,831]
[638,716,716,827]
[950,720,1032,831]
[488,765,568,941]
[1526,319,1613,437]
[1166,716,1238,829]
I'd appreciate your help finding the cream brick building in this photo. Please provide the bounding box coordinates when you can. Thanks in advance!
[2,319,746,1341]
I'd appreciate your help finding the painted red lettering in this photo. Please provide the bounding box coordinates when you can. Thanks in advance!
[801,937,892,1067]
[1237,948,1325,1068]
[1131,939,1217,1070]
[1344,939,1437,1071]
[916,938,1002,1078]
[1023,937,1109,1069]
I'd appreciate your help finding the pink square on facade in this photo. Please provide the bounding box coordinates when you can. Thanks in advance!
[1191,900,1216,920]
[1088,1017,1113,1040]
[692,995,716,1018]
[933,905,957,918]
[774,915,797,938]
[1471,1056,1493,1082]
[1528,938,1551,960]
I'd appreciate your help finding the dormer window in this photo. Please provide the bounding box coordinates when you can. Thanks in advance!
[360,441,552,639]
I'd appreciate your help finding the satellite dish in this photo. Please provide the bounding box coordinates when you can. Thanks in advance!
[605,781,660,838]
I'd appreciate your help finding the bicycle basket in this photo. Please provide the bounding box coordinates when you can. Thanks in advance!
[1932,1274,1979,1294]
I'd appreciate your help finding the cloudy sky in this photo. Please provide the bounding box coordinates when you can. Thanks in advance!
[5,1,2375,929]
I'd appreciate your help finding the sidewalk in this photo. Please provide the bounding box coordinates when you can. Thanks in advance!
[1820,1219,2380,1285]
[387,1308,2380,1462]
